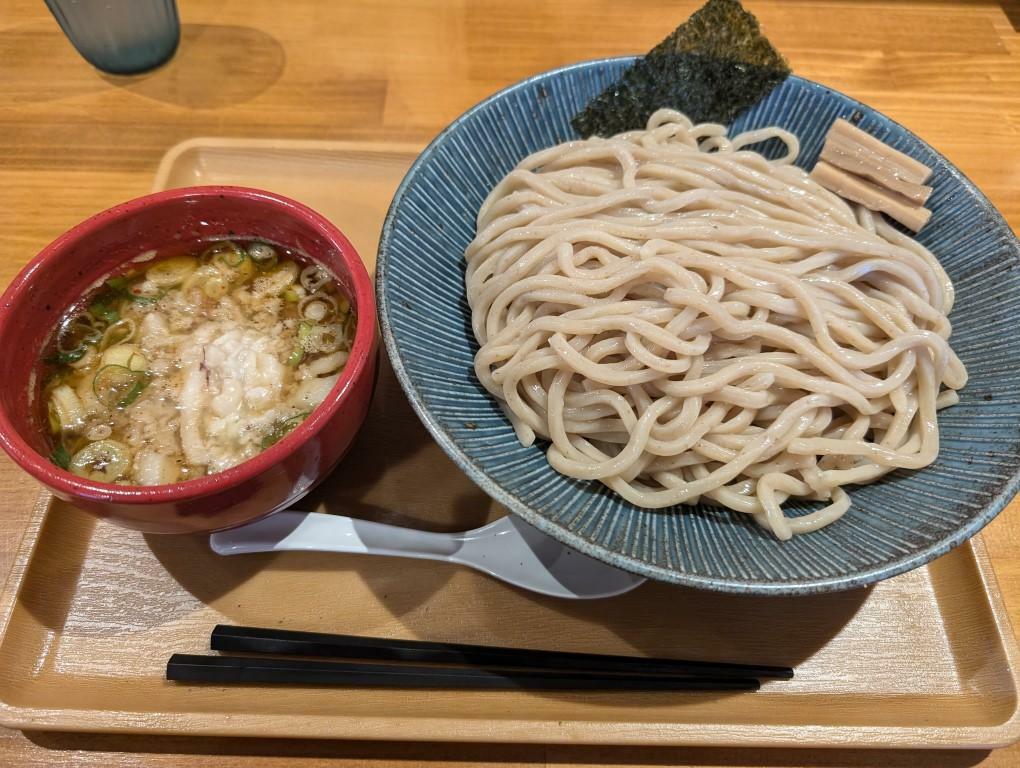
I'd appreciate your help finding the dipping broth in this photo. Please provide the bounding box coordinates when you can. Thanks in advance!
[41,240,355,485]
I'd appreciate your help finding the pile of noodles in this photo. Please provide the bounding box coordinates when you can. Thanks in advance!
[464,110,965,540]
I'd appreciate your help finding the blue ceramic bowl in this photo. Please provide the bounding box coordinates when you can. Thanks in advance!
[378,57,1020,594]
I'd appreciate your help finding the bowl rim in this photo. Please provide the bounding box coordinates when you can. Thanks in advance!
[377,56,1020,594]
[0,185,377,505]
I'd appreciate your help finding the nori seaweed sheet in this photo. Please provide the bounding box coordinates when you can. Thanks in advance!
[572,0,790,138]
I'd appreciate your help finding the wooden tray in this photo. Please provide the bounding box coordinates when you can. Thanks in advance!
[0,139,1018,749]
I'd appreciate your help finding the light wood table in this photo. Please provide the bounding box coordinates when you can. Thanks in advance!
[1,0,1019,765]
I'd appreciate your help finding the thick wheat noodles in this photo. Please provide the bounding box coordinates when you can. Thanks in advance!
[464,109,967,540]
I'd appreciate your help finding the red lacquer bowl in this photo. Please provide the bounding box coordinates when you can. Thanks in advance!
[0,187,378,533]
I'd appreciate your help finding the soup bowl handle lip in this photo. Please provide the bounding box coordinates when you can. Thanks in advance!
[0,184,377,505]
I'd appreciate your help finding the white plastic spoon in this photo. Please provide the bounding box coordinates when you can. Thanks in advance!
[210,511,646,600]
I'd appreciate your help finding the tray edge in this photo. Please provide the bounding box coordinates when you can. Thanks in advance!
[150,136,425,193]
[0,489,52,644]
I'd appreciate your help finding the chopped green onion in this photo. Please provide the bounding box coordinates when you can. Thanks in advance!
[214,249,246,270]
[50,444,71,470]
[204,241,245,267]
[300,323,344,353]
[207,242,255,283]
[248,242,278,269]
[120,377,147,406]
[285,346,305,367]
[89,299,120,325]
[69,439,131,482]
[299,264,330,294]
[46,347,88,365]
[300,293,336,322]
[93,365,149,409]
[260,412,310,450]
[100,343,147,372]
[146,256,198,288]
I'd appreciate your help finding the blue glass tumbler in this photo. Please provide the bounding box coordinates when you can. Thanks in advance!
[45,0,180,75]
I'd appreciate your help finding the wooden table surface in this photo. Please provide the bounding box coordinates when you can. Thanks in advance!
[2,0,1019,765]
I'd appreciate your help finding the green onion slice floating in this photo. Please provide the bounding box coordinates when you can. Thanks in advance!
[88,299,120,325]
[247,242,279,269]
[261,412,310,449]
[47,347,88,365]
[50,443,72,470]
[93,365,149,408]
[69,439,131,482]
[146,256,198,288]
[300,323,345,354]
[205,241,246,268]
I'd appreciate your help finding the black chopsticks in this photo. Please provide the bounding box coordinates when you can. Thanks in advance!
[167,654,760,691]
[209,624,793,679]
[166,624,793,691]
